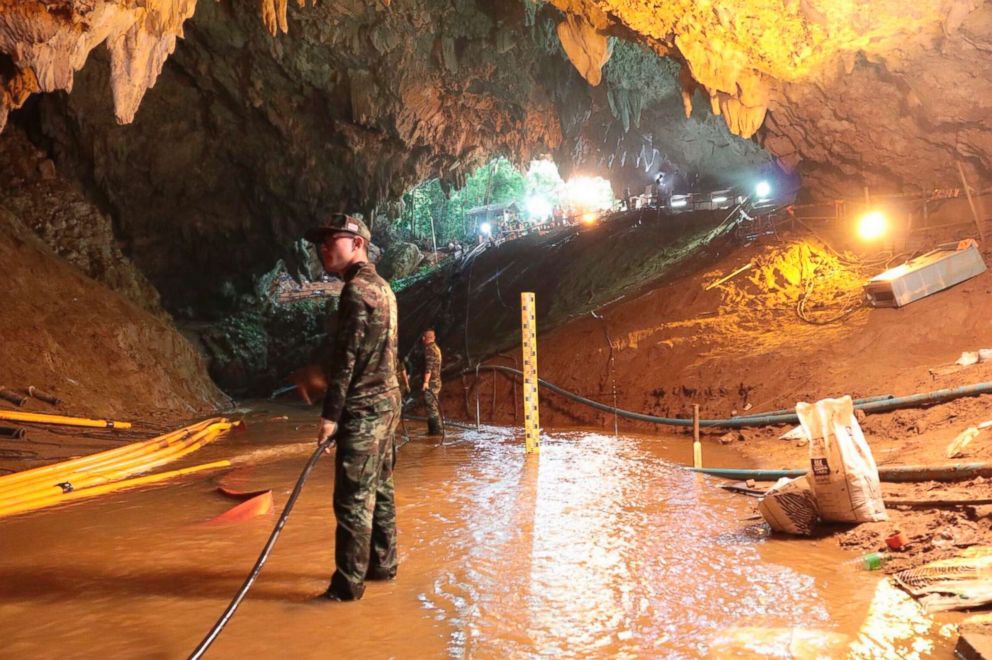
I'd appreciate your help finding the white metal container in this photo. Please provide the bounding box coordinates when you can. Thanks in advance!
[865,241,987,308]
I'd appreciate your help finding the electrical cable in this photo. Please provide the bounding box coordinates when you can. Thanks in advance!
[190,436,334,659]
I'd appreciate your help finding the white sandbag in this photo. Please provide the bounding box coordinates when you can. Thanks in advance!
[796,395,887,523]
[779,425,805,440]
[757,475,819,535]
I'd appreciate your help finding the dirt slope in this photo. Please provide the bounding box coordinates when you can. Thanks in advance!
[0,208,228,448]
[418,218,992,567]
[432,220,992,467]
[397,208,732,367]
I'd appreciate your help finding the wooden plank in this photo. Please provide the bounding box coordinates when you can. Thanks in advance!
[958,161,987,243]
[956,632,992,660]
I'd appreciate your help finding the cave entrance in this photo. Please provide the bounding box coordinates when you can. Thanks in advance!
[394,157,615,257]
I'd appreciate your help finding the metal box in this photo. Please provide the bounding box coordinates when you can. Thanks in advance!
[865,241,987,308]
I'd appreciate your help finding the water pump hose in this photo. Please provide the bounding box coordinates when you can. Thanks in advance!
[463,365,992,429]
[190,436,333,659]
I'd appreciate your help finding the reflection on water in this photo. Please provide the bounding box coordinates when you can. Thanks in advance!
[0,416,954,658]
[849,580,956,659]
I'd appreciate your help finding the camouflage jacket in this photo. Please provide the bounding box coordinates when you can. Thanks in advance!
[424,341,442,388]
[321,262,399,422]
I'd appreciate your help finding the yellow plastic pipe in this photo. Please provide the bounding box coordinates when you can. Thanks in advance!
[0,418,220,493]
[0,423,231,505]
[0,460,232,519]
[0,438,227,511]
[0,430,214,506]
[0,410,133,429]
[33,421,231,485]
[0,422,205,488]
[0,420,230,506]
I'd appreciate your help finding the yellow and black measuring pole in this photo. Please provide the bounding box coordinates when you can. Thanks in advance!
[520,292,540,454]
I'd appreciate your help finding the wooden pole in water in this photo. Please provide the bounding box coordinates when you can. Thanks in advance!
[475,364,481,430]
[692,404,702,468]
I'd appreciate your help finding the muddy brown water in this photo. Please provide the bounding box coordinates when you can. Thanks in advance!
[0,410,958,658]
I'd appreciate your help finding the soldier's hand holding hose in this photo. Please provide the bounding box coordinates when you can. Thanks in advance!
[316,418,337,452]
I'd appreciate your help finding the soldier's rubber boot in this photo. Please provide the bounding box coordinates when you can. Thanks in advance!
[366,565,398,581]
[427,418,443,436]
[322,571,366,601]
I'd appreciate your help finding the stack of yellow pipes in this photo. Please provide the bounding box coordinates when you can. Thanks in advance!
[0,417,233,519]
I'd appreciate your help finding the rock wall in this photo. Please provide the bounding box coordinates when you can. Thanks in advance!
[7,0,990,314]
[0,126,163,315]
[0,0,196,131]
[6,0,992,207]
[765,3,992,197]
[3,0,767,314]
[546,0,992,196]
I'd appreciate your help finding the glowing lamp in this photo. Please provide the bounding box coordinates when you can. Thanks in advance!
[755,181,771,198]
[857,211,887,241]
[480,222,492,235]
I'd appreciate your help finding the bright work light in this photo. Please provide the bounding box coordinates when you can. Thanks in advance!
[857,211,887,241]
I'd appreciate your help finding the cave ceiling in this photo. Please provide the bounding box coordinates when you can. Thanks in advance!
[2,0,991,310]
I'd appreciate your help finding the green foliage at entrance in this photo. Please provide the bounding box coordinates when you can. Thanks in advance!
[397,157,528,246]
[394,156,612,257]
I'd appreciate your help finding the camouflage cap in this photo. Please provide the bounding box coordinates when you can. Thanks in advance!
[304,213,372,243]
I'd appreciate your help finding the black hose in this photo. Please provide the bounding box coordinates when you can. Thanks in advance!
[189,436,334,660]
[0,448,40,459]
[0,425,26,439]
[464,365,992,429]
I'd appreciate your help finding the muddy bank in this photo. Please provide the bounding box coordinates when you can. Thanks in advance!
[0,206,229,474]
[437,229,992,434]
[396,208,734,369]
[419,219,992,572]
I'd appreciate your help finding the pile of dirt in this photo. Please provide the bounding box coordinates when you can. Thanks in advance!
[716,239,872,328]
[439,225,992,433]
[824,478,992,572]
[0,208,228,473]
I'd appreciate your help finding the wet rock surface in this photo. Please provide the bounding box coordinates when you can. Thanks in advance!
[377,241,425,281]
[200,297,332,395]
[0,127,163,315]
[5,0,992,222]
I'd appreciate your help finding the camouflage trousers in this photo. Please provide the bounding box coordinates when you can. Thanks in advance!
[329,389,401,600]
[424,383,442,427]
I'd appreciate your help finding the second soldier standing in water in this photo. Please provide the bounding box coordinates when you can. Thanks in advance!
[421,329,443,436]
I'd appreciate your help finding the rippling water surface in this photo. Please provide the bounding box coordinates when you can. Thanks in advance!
[0,414,956,658]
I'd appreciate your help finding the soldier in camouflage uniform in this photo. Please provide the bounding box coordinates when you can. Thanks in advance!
[306,213,401,602]
[421,329,443,436]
